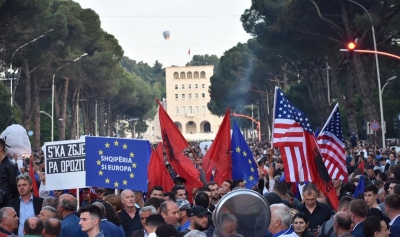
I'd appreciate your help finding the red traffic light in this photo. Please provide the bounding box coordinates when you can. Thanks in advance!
[347,42,356,50]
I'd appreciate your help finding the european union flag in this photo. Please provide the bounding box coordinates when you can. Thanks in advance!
[231,121,259,189]
[85,136,151,192]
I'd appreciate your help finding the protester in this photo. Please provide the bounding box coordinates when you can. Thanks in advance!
[104,194,123,213]
[0,138,18,208]
[38,206,58,222]
[92,201,125,236]
[23,216,43,237]
[291,213,313,237]
[42,196,58,209]
[349,199,368,237]
[43,218,61,237]
[177,199,191,231]
[7,174,43,236]
[78,204,104,237]
[0,207,18,236]
[181,206,209,234]
[149,186,164,199]
[384,194,400,235]
[160,200,180,227]
[332,212,352,237]
[131,205,157,237]
[144,214,166,237]
[269,204,297,237]
[362,216,390,237]
[118,189,142,236]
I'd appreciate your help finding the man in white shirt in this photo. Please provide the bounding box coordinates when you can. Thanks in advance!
[268,204,297,237]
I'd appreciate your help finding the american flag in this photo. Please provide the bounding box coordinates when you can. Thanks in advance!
[317,104,347,181]
[272,87,314,182]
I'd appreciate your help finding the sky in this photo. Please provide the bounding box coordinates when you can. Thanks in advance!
[74,0,253,67]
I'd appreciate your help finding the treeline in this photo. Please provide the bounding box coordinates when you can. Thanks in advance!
[208,1,400,142]
[0,0,165,147]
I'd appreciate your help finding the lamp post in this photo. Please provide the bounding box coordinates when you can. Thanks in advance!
[8,29,53,122]
[51,53,88,141]
[40,111,53,141]
[347,0,384,148]
[381,76,398,135]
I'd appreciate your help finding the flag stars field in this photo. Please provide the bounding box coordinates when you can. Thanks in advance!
[132,162,137,168]
[130,152,134,158]
[105,142,110,148]
[96,160,101,165]
[123,179,128,185]
[114,140,119,146]
[98,150,103,155]
[98,170,103,176]
[123,144,128,149]
[243,151,247,156]
[130,173,134,178]
[236,147,241,153]
[114,181,119,187]
[105,178,110,184]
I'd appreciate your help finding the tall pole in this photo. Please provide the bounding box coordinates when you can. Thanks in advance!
[40,111,53,141]
[95,100,98,136]
[381,76,398,134]
[51,53,87,141]
[8,29,53,123]
[251,104,254,141]
[348,0,384,148]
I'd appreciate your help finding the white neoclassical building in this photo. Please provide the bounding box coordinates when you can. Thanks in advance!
[141,65,223,142]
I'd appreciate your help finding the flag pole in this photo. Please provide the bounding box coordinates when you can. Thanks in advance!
[270,87,279,165]
[317,103,338,139]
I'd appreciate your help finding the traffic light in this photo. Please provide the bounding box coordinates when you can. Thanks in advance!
[347,42,356,54]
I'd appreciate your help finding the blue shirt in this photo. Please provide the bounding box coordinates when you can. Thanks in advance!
[180,220,190,231]
[18,195,35,237]
[272,226,294,237]
[62,213,80,228]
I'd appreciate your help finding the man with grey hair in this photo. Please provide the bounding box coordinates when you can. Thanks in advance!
[132,206,157,237]
[38,206,58,222]
[42,196,58,209]
[118,189,142,236]
[56,194,78,228]
[7,174,43,236]
[92,201,125,236]
[268,204,297,237]
[0,207,19,235]
[183,229,206,237]
[332,212,353,237]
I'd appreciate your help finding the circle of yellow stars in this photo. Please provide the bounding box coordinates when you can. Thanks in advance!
[234,146,255,184]
[96,140,138,188]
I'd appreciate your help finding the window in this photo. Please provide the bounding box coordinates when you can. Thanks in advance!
[202,93,205,98]
[188,106,193,114]
[152,127,154,130]
[175,94,178,99]
[202,106,206,114]
[195,106,199,114]
[180,72,186,79]
[202,84,205,88]
[187,72,192,79]
[175,84,178,89]
[200,71,206,78]
[194,71,199,78]
[173,72,179,79]
[182,106,186,114]
[182,94,185,99]
[182,84,185,89]
[195,84,198,89]
[175,107,179,115]
[195,93,198,98]
[189,93,192,99]
[188,84,191,89]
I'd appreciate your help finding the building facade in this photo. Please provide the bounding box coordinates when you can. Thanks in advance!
[141,65,223,142]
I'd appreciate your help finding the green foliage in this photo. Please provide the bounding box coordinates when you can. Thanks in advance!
[0,82,11,131]
[186,55,220,73]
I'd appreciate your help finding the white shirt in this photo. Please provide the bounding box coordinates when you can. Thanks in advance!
[148,233,157,237]
[389,214,400,226]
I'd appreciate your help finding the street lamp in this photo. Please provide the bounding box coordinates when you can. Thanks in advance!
[347,0,384,148]
[381,76,398,135]
[8,29,53,122]
[51,53,88,141]
[40,111,53,141]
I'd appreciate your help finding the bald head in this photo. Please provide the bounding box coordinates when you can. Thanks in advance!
[24,217,43,236]
[333,211,352,231]
[44,218,61,237]
[58,194,77,211]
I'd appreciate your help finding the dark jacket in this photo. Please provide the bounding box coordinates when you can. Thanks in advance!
[352,221,365,237]
[131,228,144,237]
[0,156,18,207]
[6,195,43,217]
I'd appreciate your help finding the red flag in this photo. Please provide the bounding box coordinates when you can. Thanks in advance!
[188,48,191,55]
[29,158,39,197]
[156,99,203,191]
[202,108,231,185]
[272,87,338,210]
[148,142,174,193]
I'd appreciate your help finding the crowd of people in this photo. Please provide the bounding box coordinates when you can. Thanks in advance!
[1,134,400,237]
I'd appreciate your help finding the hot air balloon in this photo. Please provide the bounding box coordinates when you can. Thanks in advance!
[163,31,170,40]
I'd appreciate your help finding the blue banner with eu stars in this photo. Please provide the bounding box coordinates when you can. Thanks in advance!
[231,121,259,189]
[85,136,151,192]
